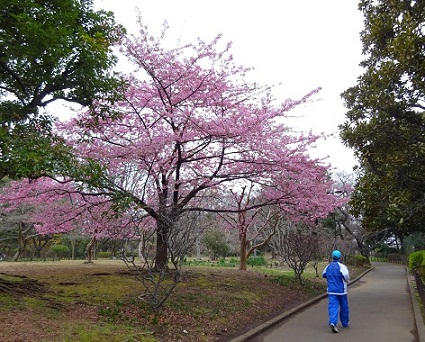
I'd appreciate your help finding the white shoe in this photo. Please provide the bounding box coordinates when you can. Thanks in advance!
[330,324,339,333]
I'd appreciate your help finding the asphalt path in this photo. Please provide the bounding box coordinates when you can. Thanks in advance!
[234,263,420,342]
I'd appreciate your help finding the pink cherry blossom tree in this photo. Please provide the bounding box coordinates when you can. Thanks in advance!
[0,178,140,262]
[55,20,339,271]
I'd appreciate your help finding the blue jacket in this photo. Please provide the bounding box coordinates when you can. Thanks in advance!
[322,260,350,295]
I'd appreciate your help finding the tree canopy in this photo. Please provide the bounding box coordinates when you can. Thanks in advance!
[0,0,125,179]
[340,0,425,235]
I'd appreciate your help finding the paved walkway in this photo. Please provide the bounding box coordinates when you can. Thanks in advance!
[231,263,424,342]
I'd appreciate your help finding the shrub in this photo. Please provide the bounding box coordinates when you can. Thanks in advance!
[408,250,425,270]
[345,254,369,267]
[247,255,266,267]
[202,229,231,260]
[49,244,70,259]
[97,251,112,259]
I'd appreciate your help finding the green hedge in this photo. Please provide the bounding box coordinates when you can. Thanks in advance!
[345,254,369,267]
[408,250,425,271]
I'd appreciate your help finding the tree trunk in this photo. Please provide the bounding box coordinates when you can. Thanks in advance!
[12,223,26,262]
[239,231,248,271]
[155,221,169,271]
[360,244,371,264]
[85,236,96,263]
[12,249,21,262]
[70,239,76,260]
[31,235,50,259]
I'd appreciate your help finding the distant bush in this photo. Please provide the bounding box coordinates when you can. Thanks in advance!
[345,254,369,267]
[248,256,266,267]
[202,229,231,260]
[408,250,425,271]
[97,251,112,259]
[49,245,70,260]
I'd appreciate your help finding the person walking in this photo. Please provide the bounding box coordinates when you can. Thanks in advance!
[322,250,350,333]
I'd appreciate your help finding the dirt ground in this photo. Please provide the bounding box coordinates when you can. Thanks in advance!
[0,261,367,342]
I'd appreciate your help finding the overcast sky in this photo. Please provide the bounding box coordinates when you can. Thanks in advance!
[92,0,365,174]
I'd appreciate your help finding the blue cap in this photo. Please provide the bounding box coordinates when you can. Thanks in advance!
[332,250,341,260]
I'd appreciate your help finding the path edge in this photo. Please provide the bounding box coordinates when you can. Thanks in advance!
[407,266,425,342]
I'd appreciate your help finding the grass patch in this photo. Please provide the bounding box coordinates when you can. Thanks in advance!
[62,322,155,342]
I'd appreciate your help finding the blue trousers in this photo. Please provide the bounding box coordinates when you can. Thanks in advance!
[328,294,349,327]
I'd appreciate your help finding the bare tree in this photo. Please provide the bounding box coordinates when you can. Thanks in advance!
[121,211,207,312]
[270,220,319,284]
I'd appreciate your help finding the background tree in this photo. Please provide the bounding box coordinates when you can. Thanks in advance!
[0,0,125,179]
[0,196,46,261]
[320,172,383,261]
[202,228,231,261]
[62,229,91,260]
[218,185,287,270]
[340,0,425,236]
[403,232,425,254]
